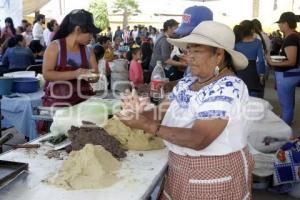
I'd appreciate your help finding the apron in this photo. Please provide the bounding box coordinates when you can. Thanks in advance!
[237,60,263,92]
[42,38,94,107]
[159,147,254,200]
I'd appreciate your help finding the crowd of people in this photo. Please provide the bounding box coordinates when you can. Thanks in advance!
[0,14,58,74]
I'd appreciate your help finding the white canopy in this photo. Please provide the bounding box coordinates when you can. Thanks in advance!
[23,0,50,15]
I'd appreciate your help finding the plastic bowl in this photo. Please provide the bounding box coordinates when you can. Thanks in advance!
[12,78,39,93]
[0,77,14,95]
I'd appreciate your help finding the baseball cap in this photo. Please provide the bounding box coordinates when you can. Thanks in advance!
[69,9,101,34]
[275,12,299,23]
[175,6,213,37]
[168,21,248,70]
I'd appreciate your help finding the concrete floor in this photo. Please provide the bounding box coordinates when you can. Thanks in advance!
[253,72,300,200]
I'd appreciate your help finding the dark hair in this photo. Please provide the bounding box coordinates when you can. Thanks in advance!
[135,36,141,45]
[35,14,45,23]
[210,47,236,74]
[15,34,24,43]
[52,14,74,40]
[22,19,28,24]
[47,20,57,32]
[233,25,243,43]
[1,37,17,55]
[97,36,111,45]
[239,20,254,37]
[17,26,25,33]
[29,40,43,54]
[252,19,267,53]
[141,41,152,57]
[93,44,105,61]
[7,37,17,48]
[224,51,236,74]
[4,17,16,35]
[127,44,141,61]
[252,19,262,32]
[163,19,179,32]
[24,23,32,29]
[52,12,93,41]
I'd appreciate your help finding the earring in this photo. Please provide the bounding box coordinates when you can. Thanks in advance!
[214,66,220,76]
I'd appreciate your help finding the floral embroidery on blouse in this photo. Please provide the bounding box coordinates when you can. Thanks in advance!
[170,76,242,109]
[202,96,234,104]
[196,110,226,119]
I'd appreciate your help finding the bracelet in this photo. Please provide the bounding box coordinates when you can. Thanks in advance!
[154,123,161,136]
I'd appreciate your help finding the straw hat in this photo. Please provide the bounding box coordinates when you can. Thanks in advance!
[167,21,248,70]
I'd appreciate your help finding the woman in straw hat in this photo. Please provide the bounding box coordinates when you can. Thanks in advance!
[118,21,254,200]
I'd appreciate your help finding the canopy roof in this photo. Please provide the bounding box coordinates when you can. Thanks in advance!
[23,0,50,15]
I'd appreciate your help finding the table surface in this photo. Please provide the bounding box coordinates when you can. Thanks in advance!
[0,134,168,200]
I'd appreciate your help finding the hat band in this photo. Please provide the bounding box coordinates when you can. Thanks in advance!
[190,32,228,49]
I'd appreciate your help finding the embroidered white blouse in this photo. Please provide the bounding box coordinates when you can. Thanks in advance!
[162,75,250,156]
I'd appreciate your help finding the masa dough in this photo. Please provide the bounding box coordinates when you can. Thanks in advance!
[50,144,120,190]
[104,117,165,151]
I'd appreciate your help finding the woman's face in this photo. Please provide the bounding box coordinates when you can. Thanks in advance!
[133,50,141,60]
[186,44,220,79]
[77,32,93,45]
[53,22,59,32]
[26,25,32,32]
[278,22,286,33]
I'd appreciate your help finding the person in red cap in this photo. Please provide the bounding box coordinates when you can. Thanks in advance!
[173,6,213,79]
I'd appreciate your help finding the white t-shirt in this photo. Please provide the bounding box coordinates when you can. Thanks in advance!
[32,22,45,46]
[132,30,139,42]
[43,28,51,46]
[162,75,250,156]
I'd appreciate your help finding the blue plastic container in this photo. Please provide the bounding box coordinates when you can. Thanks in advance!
[0,77,14,95]
[12,78,39,93]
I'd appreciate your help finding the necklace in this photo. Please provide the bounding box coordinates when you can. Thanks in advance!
[197,67,228,86]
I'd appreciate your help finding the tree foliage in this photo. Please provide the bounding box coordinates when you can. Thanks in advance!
[112,0,141,29]
[88,0,110,31]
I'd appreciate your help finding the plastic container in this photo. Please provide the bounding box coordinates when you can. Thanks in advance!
[0,77,14,95]
[150,61,168,105]
[12,78,39,93]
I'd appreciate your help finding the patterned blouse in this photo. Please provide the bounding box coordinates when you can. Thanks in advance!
[162,75,250,156]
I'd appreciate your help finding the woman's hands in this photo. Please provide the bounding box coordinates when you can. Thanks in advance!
[74,68,100,82]
[116,111,158,134]
[266,55,274,66]
[116,86,157,134]
[120,87,149,114]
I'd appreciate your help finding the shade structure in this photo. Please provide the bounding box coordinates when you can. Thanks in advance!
[23,0,50,15]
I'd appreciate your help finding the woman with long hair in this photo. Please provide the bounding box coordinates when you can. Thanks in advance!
[1,17,16,42]
[42,9,101,107]
[235,20,266,98]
